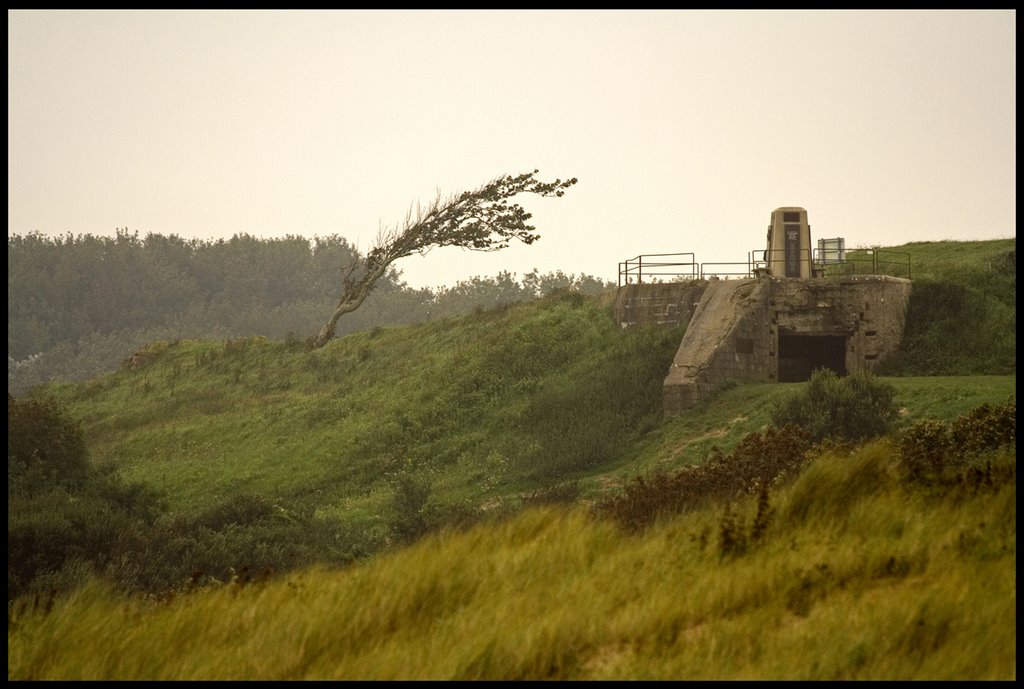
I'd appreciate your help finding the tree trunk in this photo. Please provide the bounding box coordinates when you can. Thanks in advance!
[312,299,358,349]
[311,262,388,349]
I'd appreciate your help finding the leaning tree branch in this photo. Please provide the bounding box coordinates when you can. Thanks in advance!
[311,170,577,348]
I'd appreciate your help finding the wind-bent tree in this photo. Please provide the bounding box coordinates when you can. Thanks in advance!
[311,170,577,349]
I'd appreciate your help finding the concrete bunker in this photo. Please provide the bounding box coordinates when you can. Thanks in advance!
[613,206,913,415]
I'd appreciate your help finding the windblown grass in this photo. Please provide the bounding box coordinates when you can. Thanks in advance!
[9,443,1014,681]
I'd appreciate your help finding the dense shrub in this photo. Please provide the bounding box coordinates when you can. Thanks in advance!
[595,424,813,533]
[8,395,91,494]
[8,394,166,600]
[7,474,166,601]
[896,401,1016,481]
[771,369,899,444]
[191,492,278,531]
[386,472,485,547]
[102,494,385,594]
[718,484,774,559]
[948,400,1017,455]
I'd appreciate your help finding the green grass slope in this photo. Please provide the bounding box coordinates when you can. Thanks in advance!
[9,442,1015,680]
[8,238,1017,679]
[854,238,1015,375]
[42,293,1014,531]
[45,293,685,521]
[14,238,1010,595]
[854,237,1015,274]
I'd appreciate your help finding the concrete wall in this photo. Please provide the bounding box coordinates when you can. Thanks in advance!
[618,275,912,416]
[772,276,912,382]
[661,278,774,412]
[612,282,707,329]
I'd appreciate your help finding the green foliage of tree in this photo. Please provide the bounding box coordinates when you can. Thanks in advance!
[8,221,614,395]
[428,269,610,321]
[312,170,577,347]
[770,369,899,445]
[7,230,374,360]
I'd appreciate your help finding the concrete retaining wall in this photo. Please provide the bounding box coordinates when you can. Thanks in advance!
[612,282,707,329]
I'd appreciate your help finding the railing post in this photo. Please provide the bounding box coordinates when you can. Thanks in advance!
[638,255,643,284]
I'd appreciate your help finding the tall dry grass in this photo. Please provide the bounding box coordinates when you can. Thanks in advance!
[8,443,1014,680]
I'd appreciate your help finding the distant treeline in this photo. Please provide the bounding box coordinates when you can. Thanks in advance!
[8,230,613,393]
[9,233,1015,394]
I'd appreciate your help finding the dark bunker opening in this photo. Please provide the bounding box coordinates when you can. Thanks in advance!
[778,334,848,382]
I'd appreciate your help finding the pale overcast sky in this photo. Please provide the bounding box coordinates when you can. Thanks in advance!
[7,9,1016,290]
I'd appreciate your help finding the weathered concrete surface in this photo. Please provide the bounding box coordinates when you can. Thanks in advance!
[772,275,912,380]
[662,278,771,412]
[612,281,708,329]
[659,275,911,416]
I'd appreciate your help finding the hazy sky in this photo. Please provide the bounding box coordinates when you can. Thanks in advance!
[8,10,1016,290]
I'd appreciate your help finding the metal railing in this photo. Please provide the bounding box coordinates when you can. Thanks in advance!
[700,250,770,279]
[619,250,776,284]
[618,253,698,286]
[618,247,910,285]
[812,248,911,279]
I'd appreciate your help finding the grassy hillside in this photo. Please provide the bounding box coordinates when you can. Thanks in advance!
[29,235,1018,527]
[602,375,1015,487]
[9,441,1015,680]
[40,294,1014,529]
[45,293,683,517]
[854,237,1015,274]
[851,238,1015,375]
[9,238,1016,679]
[20,288,1014,600]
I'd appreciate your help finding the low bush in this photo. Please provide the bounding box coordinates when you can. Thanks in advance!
[771,369,899,444]
[896,400,1016,482]
[595,424,813,533]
